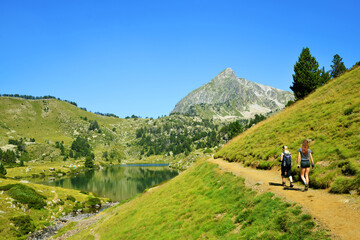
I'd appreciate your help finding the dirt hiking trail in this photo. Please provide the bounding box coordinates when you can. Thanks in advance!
[208,158,360,240]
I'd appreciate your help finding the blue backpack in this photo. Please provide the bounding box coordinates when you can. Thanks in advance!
[282,153,292,167]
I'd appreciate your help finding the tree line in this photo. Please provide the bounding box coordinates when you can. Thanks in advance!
[135,114,267,157]
[290,48,359,101]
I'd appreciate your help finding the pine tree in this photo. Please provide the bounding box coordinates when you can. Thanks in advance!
[318,66,331,86]
[330,54,346,78]
[85,156,94,168]
[290,47,321,100]
[0,163,7,176]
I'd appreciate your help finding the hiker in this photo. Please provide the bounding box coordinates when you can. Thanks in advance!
[297,139,315,191]
[280,146,294,187]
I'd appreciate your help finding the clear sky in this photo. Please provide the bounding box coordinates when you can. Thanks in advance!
[1,0,359,118]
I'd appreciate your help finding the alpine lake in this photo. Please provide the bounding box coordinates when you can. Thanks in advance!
[37,164,179,202]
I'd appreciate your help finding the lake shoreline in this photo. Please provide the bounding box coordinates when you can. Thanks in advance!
[28,201,119,240]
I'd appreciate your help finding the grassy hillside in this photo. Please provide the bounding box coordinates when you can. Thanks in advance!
[0,97,140,153]
[66,159,329,240]
[0,178,108,239]
[215,67,360,194]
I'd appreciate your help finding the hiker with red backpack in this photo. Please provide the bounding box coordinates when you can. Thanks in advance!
[280,146,294,188]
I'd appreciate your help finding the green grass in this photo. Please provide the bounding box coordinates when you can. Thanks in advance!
[215,67,360,194]
[69,159,330,239]
[0,178,108,239]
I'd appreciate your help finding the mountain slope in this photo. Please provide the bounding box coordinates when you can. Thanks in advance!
[171,68,294,119]
[0,97,147,169]
[215,66,360,194]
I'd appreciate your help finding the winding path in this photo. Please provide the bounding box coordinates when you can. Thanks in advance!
[208,158,360,240]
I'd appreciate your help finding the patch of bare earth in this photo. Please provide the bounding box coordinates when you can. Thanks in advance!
[208,158,360,240]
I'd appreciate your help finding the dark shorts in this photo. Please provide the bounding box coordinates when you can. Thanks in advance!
[281,166,292,177]
[301,160,311,168]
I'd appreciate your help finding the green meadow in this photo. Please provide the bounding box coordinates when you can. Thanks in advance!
[215,67,360,194]
[67,159,330,239]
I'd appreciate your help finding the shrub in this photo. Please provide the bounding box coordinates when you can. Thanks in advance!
[311,171,336,189]
[1,184,46,209]
[85,156,94,168]
[340,160,358,176]
[85,197,101,209]
[66,195,76,202]
[10,215,36,236]
[72,202,84,212]
[329,177,354,194]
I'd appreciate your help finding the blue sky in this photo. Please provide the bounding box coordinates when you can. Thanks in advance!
[1,0,359,118]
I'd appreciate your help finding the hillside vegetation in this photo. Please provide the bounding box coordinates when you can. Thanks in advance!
[0,178,108,239]
[215,67,360,194]
[66,159,329,240]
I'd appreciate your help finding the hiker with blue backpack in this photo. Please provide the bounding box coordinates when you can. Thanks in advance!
[280,146,294,188]
[297,139,315,191]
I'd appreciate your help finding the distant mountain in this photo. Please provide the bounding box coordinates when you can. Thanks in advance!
[171,68,294,120]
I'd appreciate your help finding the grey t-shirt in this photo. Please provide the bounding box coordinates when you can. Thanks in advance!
[299,148,311,161]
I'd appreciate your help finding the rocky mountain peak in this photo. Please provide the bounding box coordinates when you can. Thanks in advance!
[171,68,294,120]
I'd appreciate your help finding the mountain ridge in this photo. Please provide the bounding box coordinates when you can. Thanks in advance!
[171,68,294,119]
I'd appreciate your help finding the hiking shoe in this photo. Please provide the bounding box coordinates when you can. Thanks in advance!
[304,184,309,191]
[290,183,294,188]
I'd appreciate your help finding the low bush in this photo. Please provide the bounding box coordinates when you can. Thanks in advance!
[85,197,101,209]
[311,171,336,189]
[0,184,46,209]
[66,195,76,202]
[10,215,36,237]
[329,177,354,194]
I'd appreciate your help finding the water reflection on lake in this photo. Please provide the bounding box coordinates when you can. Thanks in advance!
[37,164,179,202]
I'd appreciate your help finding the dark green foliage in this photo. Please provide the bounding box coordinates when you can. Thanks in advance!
[10,215,36,237]
[285,100,295,107]
[0,149,17,163]
[219,120,243,140]
[66,195,76,202]
[85,156,94,168]
[247,114,266,128]
[331,54,347,78]
[0,184,46,209]
[89,120,100,131]
[71,136,91,157]
[55,141,66,155]
[318,66,331,86]
[0,163,7,176]
[136,115,266,157]
[85,197,101,208]
[94,112,119,118]
[290,47,326,100]
[72,202,84,211]
[8,138,26,152]
[19,152,30,163]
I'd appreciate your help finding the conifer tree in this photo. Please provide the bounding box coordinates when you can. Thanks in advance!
[330,54,347,78]
[85,156,94,168]
[318,66,331,86]
[290,47,321,100]
[0,163,7,176]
